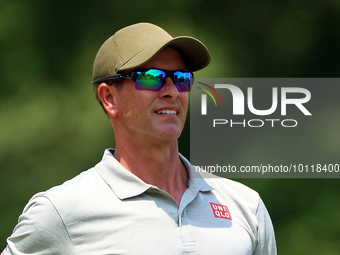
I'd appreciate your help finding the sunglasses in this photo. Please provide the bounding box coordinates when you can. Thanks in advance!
[92,68,194,92]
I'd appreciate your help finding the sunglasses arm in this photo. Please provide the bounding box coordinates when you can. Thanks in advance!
[91,72,136,84]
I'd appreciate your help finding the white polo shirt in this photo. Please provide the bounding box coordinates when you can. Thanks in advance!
[5,149,277,255]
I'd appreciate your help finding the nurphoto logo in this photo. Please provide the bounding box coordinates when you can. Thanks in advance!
[196,82,312,128]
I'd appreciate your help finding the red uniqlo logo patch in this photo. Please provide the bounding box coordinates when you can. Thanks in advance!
[210,202,232,220]
[1,247,7,255]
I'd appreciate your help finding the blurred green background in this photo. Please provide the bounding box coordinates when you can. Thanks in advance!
[1,0,340,254]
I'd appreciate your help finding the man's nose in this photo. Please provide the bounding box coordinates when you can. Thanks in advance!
[159,77,180,99]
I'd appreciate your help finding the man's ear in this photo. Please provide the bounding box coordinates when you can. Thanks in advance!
[98,83,118,117]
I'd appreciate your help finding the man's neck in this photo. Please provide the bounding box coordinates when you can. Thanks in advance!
[113,140,189,204]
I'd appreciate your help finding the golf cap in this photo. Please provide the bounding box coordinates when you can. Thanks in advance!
[92,22,211,84]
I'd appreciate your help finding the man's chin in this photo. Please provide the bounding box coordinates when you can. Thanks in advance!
[150,127,182,143]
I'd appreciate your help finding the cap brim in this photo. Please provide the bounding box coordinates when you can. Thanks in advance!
[118,36,210,72]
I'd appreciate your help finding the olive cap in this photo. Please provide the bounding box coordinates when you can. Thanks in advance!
[92,22,210,83]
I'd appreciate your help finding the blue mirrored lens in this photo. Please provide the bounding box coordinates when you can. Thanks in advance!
[174,71,193,92]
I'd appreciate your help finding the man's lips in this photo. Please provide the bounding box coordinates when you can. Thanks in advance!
[157,109,178,115]
[154,107,179,115]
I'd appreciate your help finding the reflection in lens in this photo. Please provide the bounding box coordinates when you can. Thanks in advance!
[174,71,193,91]
[135,69,166,90]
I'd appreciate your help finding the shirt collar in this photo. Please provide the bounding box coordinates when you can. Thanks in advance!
[179,153,214,192]
[95,149,213,200]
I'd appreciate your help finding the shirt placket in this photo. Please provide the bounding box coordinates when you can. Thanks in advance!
[178,185,201,253]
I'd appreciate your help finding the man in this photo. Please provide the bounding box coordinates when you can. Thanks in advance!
[3,23,277,254]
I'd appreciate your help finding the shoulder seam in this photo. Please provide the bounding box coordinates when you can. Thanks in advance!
[38,195,77,254]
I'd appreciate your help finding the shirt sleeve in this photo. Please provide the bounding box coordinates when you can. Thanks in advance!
[4,194,75,255]
[253,198,277,255]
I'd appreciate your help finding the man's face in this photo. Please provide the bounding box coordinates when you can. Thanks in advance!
[112,47,189,145]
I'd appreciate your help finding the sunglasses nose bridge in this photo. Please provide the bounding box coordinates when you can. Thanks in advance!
[169,74,176,86]
[161,74,181,94]
[166,70,183,91]
[164,76,176,88]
